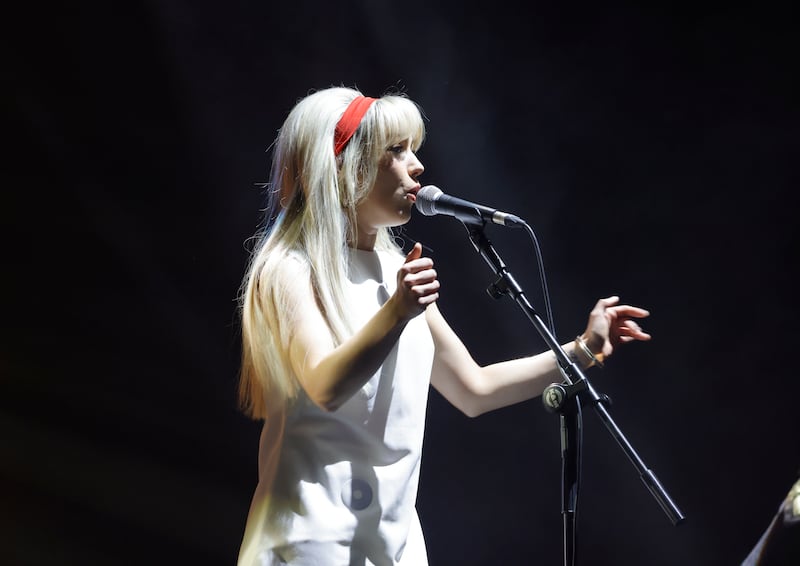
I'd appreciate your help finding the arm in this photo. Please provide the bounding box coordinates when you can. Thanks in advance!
[428,296,651,417]
[279,243,439,411]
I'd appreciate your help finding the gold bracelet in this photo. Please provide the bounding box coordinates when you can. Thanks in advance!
[575,335,604,368]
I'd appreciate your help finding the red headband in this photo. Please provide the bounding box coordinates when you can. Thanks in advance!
[333,95,377,156]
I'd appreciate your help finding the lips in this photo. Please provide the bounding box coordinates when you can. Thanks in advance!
[406,185,421,202]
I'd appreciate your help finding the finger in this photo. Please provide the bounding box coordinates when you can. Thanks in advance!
[599,295,620,307]
[610,305,650,318]
[592,295,620,313]
[405,242,423,263]
[403,258,435,273]
[417,291,439,306]
[406,268,438,285]
[619,319,652,339]
[411,280,441,297]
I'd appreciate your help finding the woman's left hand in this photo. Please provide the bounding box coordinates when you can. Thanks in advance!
[582,296,651,360]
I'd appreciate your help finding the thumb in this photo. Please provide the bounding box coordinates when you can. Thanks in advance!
[405,242,423,263]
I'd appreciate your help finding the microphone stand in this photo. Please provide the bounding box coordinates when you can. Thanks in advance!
[459,219,685,566]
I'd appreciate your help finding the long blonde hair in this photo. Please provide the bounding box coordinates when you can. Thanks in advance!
[238,87,426,420]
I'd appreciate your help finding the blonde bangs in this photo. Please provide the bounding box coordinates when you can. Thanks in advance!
[371,95,426,152]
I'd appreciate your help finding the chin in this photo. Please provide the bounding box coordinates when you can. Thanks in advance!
[386,212,412,228]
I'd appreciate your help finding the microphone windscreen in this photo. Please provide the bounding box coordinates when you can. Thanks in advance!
[414,185,443,216]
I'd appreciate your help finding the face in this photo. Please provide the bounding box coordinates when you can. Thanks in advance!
[355,137,424,237]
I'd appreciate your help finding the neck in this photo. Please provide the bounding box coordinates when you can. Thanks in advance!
[353,226,377,251]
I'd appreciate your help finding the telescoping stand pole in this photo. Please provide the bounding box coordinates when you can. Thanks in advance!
[460,219,685,566]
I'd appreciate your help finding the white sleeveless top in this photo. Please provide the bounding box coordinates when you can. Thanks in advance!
[238,248,435,565]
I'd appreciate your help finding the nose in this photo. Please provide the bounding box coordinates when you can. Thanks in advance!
[409,151,424,179]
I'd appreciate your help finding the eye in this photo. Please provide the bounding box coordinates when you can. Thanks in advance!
[387,139,411,155]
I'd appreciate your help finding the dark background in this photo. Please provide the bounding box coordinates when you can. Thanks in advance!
[5,1,798,564]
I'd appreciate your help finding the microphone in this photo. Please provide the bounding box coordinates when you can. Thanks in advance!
[414,185,525,227]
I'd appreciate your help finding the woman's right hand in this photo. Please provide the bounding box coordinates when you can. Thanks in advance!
[393,242,440,320]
